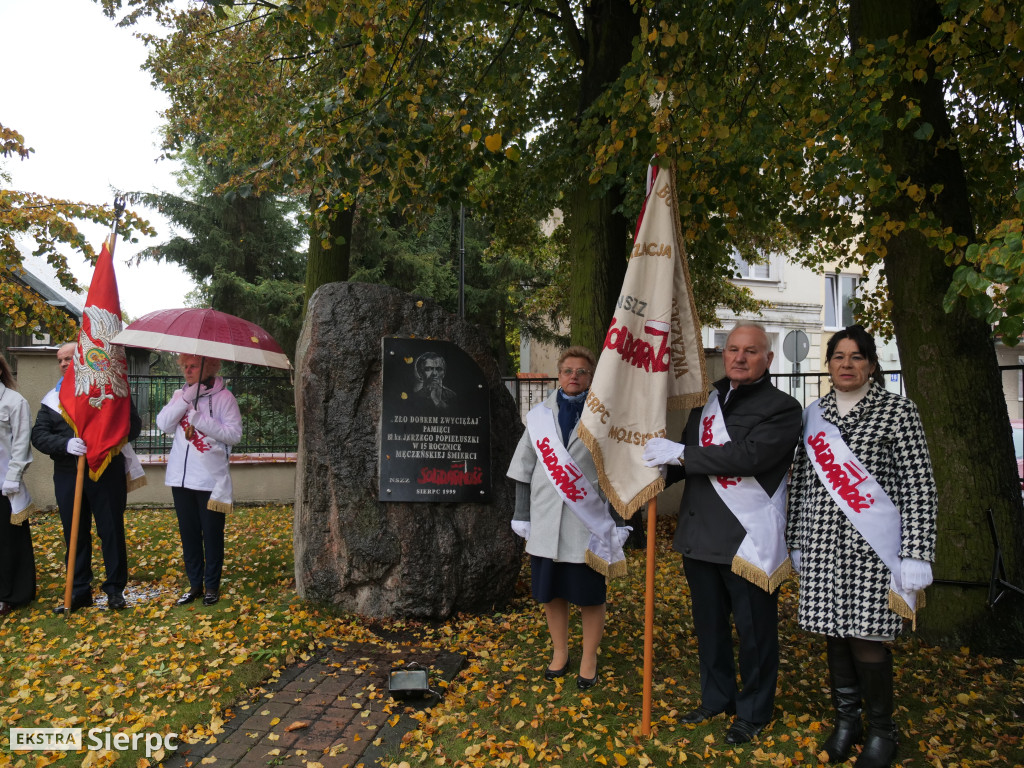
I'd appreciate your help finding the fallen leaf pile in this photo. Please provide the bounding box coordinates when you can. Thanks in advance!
[1,507,1021,767]
[0,506,382,768]
[378,522,1024,767]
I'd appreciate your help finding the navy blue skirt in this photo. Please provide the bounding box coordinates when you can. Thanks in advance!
[530,555,607,606]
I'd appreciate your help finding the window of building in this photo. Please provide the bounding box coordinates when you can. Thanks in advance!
[825,274,860,329]
[732,250,773,280]
[1018,356,1023,402]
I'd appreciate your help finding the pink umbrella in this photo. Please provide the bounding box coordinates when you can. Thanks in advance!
[112,308,291,370]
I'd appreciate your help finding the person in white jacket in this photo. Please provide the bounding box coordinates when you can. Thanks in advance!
[157,355,242,606]
[0,352,34,616]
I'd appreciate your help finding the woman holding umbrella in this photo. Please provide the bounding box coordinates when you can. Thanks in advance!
[157,355,242,606]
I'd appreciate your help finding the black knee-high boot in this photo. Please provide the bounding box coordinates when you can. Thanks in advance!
[853,649,898,768]
[822,638,863,763]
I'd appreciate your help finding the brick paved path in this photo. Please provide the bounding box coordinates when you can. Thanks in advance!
[163,641,464,768]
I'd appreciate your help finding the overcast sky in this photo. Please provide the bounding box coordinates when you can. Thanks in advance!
[0,0,196,318]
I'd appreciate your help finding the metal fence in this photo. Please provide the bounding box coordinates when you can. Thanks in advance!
[135,363,1010,454]
[771,369,909,405]
[128,373,297,455]
[504,377,558,423]
[505,366,989,418]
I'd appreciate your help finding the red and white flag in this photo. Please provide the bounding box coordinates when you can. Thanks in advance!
[60,240,133,481]
[579,161,709,518]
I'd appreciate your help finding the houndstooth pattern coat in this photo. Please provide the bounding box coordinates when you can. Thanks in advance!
[786,383,937,638]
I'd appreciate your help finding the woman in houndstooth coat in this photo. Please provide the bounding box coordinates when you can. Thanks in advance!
[787,325,937,768]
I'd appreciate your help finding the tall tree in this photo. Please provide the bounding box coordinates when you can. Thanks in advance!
[840,0,1023,635]
[100,0,765,341]
[136,151,306,357]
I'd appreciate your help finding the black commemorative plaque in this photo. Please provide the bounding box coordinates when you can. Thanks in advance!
[379,337,492,503]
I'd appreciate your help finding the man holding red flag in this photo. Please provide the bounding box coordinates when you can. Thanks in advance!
[31,239,141,613]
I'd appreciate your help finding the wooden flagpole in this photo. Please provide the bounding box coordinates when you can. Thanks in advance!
[641,497,657,735]
[61,457,88,613]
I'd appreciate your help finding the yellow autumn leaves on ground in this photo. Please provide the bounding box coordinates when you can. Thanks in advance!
[1,508,1022,767]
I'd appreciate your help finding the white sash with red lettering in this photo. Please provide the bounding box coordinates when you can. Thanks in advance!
[700,390,791,592]
[803,401,919,622]
[527,404,629,580]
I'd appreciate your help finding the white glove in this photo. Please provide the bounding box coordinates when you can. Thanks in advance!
[614,526,632,548]
[790,549,801,574]
[642,437,685,467]
[2,480,19,497]
[900,557,933,592]
[181,382,200,402]
[511,520,530,540]
[66,437,87,456]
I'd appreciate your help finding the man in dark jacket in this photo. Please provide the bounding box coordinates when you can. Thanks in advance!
[31,343,142,613]
[643,321,802,745]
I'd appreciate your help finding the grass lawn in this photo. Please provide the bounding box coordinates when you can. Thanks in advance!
[1,504,382,768]
[1,507,1022,767]
[376,521,1024,768]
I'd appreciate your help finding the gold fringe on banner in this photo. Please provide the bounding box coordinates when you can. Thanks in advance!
[10,504,38,526]
[207,499,233,514]
[732,555,793,594]
[585,549,629,582]
[125,474,148,493]
[578,424,666,520]
[888,589,922,631]
[666,391,710,413]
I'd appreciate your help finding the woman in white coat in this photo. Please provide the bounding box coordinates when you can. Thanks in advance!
[158,355,242,606]
[507,346,615,690]
[0,352,34,616]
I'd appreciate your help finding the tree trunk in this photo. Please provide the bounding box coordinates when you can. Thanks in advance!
[566,182,629,352]
[849,0,1023,640]
[304,195,353,306]
[565,0,639,352]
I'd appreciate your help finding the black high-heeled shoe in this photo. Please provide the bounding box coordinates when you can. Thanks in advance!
[576,673,599,690]
[544,658,571,681]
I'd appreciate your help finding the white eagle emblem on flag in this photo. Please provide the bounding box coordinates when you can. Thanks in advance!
[74,305,130,409]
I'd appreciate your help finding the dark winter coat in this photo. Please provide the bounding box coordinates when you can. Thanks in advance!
[669,375,802,565]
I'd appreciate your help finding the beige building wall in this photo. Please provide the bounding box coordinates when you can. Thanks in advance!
[8,346,296,511]
[996,343,1024,420]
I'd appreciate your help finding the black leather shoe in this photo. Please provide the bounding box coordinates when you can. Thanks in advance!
[576,673,599,690]
[175,590,202,606]
[544,658,571,681]
[107,593,127,610]
[0,601,13,616]
[680,705,732,725]
[202,592,219,606]
[725,718,767,745]
[53,593,94,615]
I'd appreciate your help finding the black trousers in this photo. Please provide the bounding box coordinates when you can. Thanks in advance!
[0,496,36,605]
[683,556,780,724]
[53,468,128,598]
[172,487,225,594]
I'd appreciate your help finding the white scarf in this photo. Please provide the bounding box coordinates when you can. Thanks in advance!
[804,400,919,622]
[699,390,791,592]
[527,404,628,579]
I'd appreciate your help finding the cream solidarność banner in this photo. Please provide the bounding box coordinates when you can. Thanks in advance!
[579,162,708,521]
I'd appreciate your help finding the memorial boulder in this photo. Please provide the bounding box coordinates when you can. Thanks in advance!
[293,282,523,618]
